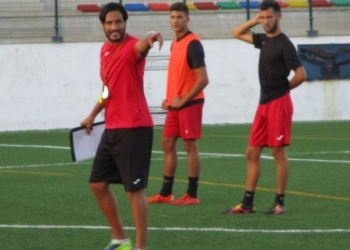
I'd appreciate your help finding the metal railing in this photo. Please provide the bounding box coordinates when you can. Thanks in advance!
[0,0,349,44]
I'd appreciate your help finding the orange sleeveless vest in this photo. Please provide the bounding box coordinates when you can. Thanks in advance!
[166,33,205,106]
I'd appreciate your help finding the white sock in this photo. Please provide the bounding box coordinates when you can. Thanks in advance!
[111,239,129,245]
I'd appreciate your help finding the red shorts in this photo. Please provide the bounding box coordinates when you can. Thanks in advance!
[249,93,293,147]
[163,103,203,140]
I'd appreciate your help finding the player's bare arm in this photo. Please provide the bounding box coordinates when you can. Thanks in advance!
[80,102,104,134]
[289,66,307,89]
[161,99,168,110]
[232,14,261,44]
[134,32,163,59]
[171,66,209,109]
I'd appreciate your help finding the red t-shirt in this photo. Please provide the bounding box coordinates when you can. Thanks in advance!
[100,34,153,129]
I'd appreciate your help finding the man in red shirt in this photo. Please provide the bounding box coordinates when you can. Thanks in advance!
[147,2,209,206]
[80,3,162,250]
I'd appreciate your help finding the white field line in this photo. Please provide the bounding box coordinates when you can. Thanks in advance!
[1,144,349,157]
[0,162,90,170]
[288,151,350,155]
[0,146,350,171]
[154,151,350,164]
[0,144,69,150]
[0,224,350,233]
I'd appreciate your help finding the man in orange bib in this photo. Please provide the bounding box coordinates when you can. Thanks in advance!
[147,2,209,206]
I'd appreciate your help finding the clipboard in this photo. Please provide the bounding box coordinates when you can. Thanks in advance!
[69,121,105,162]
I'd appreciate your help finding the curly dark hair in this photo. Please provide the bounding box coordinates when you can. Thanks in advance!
[99,2,128,23]
[260,0,281,12]
[169,2,189,15]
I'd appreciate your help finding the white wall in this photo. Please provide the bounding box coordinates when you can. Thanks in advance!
[0,36,349,131]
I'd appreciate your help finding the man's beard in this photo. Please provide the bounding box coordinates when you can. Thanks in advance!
[264,21,278,34]
[105,29,125,43]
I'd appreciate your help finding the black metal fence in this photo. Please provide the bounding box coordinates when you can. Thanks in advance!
[0,0,349,43]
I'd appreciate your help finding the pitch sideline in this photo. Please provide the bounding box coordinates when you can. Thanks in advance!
[0,224,349,234]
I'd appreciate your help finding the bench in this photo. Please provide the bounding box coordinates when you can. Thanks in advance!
[217,2,243,9]
[124,3,150,11]
[194,2,220,10]
[146,55,169,71]
[149,107,166,126]
[147,2,170,11]
[239,1,261,8]
[77,4,101,12]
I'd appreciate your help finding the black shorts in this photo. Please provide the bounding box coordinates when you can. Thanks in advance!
[89,127,153,192]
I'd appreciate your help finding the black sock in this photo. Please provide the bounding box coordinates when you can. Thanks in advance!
[275,194,285,206]
[187,177,199,198]
[160,176,174,197]
[242,190,255,207]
